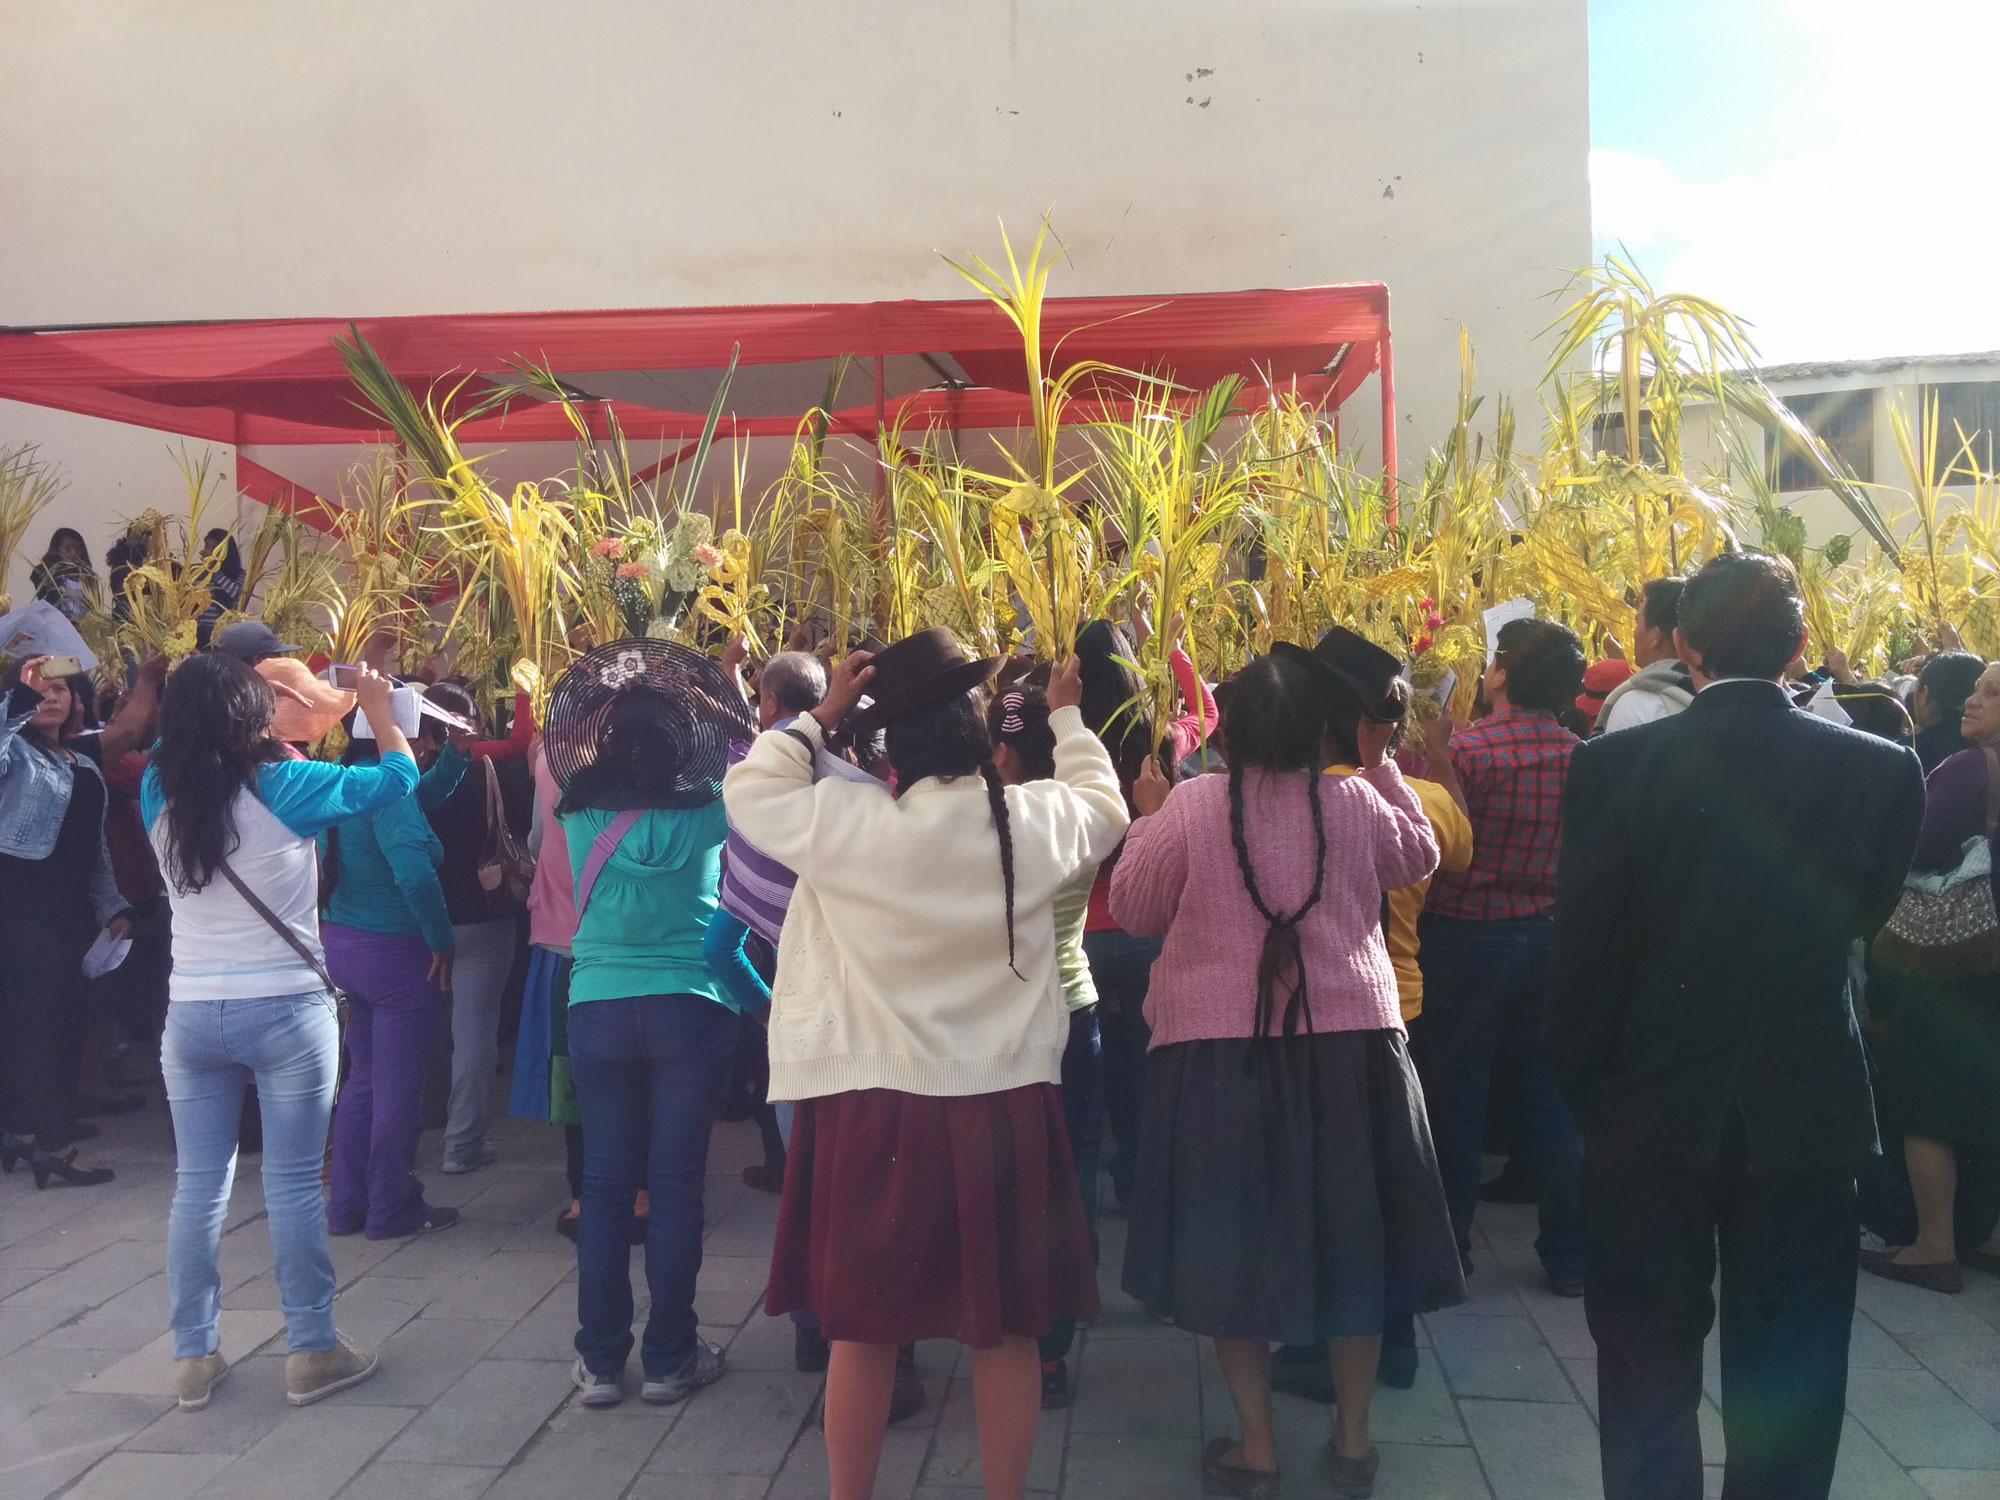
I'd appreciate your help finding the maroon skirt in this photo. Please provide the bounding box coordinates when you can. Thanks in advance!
[766,1082,1100,1347]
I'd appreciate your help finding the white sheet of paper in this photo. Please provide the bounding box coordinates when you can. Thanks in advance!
[349,682,422,739]
[81,928,132,979]
[0,600,100,671]
[1481,598,1537,665]
[1805,678,1853,727]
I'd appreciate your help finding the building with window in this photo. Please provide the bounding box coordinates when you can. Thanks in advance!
[1685,351,2000,548]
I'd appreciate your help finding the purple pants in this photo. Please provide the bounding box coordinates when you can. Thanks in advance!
[324,924,440,1239]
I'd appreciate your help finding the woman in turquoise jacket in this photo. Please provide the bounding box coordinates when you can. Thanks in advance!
[546,643,748,1411]
[320,710,458,1240]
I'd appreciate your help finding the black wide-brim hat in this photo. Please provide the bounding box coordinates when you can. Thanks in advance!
[1273,625,1409,721]
[849,626,1002,735]
[543,640,755,808]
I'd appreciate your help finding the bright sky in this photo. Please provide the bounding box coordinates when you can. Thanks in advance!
[1591,0,2000,366]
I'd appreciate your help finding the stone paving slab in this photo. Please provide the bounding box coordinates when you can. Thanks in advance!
[5,1085,2000,1498]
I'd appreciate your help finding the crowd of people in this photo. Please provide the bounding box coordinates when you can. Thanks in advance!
[4,516,1997,1500]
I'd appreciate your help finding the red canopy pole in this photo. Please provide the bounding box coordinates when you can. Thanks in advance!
[1378,330,1399,528]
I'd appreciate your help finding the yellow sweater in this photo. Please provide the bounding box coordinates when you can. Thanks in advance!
[1327,766,1473,1019]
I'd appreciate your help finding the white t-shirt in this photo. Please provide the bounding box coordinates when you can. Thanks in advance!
[141,754,419,1002]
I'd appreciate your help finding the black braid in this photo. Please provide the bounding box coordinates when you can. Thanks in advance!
[979,761,1026,981]
[1228,764,1329,1046]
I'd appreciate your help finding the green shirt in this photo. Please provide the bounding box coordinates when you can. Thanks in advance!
[1054,869,1099,1012]
[559,801,729,1008]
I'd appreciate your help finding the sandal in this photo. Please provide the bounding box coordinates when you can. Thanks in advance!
[1202,1436,1280,1498]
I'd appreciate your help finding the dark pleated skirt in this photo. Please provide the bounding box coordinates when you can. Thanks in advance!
[766,1082,1100,1348]
[1121,1029,1466,1344]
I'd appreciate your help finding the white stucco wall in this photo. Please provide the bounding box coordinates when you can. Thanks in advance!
[1,0,1591,604]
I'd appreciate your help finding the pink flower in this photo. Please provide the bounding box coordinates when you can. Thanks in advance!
[617,561,648,579]
[693,542,723,568]
[1412,633,1434,655]
[591,538,625,558]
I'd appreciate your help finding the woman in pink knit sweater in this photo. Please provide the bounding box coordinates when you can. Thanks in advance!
[1110,633,1467,1499]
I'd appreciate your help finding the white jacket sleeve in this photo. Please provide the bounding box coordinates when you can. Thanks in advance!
[1037,706,1131,873]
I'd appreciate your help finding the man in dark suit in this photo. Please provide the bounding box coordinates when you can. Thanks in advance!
[1548,552,1925,1500]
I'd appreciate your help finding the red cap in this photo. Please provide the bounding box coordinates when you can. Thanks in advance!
[1576,658,1634,719]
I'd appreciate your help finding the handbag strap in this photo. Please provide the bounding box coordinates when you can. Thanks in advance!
[482,755,503,835]
[1982,747,2000,839]
[574,808,643,920]
[217,857,340,995]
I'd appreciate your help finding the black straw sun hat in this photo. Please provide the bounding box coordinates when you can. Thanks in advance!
[848,627,1003,735]
[543,640,754,810]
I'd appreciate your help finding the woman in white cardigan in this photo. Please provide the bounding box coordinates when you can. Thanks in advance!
[723,629,1127,1500]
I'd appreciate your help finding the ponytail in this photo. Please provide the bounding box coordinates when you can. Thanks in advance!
[978,761,1024,980]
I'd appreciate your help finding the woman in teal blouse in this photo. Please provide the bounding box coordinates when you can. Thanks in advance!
[555,685,739,1410]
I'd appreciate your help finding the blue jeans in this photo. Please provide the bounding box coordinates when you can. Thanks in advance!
[568,993,733,1378]
[1416,914,1584,1281]
[1083,928,1162,1204]
[162,992,341,1359]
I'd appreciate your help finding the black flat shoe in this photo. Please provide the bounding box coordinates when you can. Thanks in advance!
[1202,1436,1279,1498]
[1378,1343,1419,1389]
[1328,1442,1380,1498]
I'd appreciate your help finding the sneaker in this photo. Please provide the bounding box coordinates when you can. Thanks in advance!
[573,1355,624,1408]
[1546,1270,1586,1299]
[794,1323,830,1373]
[175,1350,229,1411]
[641,1338,726,1405]
[440,1142,498,1175]
[377,1204,460,1241]
[888,1343,924,1424]
[285,1334,379,1407]
[1040,1358,1072,1410]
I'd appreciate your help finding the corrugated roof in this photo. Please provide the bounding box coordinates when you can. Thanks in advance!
[1754,350,2000,383]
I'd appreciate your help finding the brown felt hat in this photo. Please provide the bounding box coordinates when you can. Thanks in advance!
[849,627,1002,734]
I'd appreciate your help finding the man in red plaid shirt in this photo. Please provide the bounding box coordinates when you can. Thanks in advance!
[1419,617,1589,1295]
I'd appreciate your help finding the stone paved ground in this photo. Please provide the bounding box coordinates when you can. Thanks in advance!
[4,1092,2000,1499]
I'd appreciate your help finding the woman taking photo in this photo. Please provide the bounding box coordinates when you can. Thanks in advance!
[1110,636,1463,1499]
[1864,658,2000,1291]
[320,692,459,1240]
[543,641,754,1409]
[143,654,414,1410]
[725,628,1127,1500]
[32,528,100,623]
[0,655,129,1187]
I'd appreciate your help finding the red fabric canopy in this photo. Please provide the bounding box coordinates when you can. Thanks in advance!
[0,284,1396,513]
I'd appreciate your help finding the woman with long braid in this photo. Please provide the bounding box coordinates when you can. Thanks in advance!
[1110,643,1464,1499]
[723,628,1127,1500]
